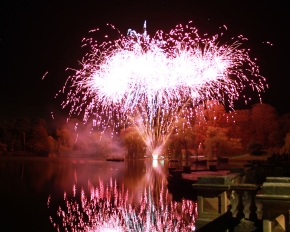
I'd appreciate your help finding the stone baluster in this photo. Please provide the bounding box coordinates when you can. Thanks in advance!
[229,184,259,220]
[248,190,258,221]
[235,190,245,220]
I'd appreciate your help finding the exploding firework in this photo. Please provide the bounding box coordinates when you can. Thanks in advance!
[60,21,266,157]
[48,179,197,231]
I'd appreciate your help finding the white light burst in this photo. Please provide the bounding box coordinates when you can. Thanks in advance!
[61,21,266,157]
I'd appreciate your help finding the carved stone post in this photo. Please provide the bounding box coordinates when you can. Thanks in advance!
[192,175,231,230]
[229,184,259,217]
[256,177,290,232]
[248,189,258,221]
[235,190,245,220]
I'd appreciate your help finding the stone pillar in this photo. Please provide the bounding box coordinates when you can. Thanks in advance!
[256,177,290,232]
[192,176,231,230]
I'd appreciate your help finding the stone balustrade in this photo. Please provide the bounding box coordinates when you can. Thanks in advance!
[192,170,290,232]
[192,172,261,231]
[168,161,290,231]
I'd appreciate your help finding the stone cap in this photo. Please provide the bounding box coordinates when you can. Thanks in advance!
[266,177,290,183]
[229,183,259,191]
[192,183,230,191]
[262,182,290,195]
[256,194,290,202]
[197,175,230,184]
[229,168,244,173]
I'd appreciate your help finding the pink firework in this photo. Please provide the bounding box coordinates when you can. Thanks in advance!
[61,21,266,157]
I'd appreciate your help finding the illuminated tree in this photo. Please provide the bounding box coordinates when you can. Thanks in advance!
[170,117,196,159]
[87,131,115,158]
[277,112,290,149]
[14,118,30,151]
[121,127,146,158]
[47,136,57,157]
[226,109,252,150]
[250,103,279,148]
[0,118,50,155]
[282,132,290,153]
[0,119,19,152]
[55,128,74,157]
[26,118,50,156]
[193,101,231,155]
[0,142,7,155]
[202,101,228,127]
[204,126,240,159]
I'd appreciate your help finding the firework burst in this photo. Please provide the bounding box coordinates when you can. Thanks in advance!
[60,21,266,157]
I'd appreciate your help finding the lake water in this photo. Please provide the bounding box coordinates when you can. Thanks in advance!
[0,157,199,232]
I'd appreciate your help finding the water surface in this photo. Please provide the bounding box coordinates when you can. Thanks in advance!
[0,157,198,231]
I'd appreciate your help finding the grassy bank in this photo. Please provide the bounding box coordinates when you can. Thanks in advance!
[228,153,271,162]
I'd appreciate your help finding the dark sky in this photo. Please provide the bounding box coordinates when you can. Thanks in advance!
[0,0,289,122]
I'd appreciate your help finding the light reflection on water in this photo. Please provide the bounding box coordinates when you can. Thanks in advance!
[47,159,197,231]
[48,178,197,231]
[0,157,199,231]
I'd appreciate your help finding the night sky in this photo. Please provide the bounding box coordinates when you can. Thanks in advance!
[0,0,289,122]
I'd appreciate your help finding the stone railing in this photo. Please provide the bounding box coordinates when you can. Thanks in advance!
[168,162,290,231]
[192,170,290,232]
[192,172,260,232]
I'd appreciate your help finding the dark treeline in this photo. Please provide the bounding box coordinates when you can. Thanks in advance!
[1,102,290,159]
[0,117,122,158]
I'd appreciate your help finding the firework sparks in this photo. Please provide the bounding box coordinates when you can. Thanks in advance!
[48,179,197,231]
[42,71,49,80]
[61,21,266,157]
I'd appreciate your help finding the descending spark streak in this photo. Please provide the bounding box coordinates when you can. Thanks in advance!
[42,71,48,80]
[61,21,266,157]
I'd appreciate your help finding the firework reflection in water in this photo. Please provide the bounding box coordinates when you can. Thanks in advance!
[48,178,197,231]
[60,21,266,157]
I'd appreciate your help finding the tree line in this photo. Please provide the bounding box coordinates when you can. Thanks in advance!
[1,102,290,158]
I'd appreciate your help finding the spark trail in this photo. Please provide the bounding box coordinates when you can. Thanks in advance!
[61,21,266,158]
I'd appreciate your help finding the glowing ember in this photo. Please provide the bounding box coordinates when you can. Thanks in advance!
[61,21,266,157]
[48,179,197,231]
